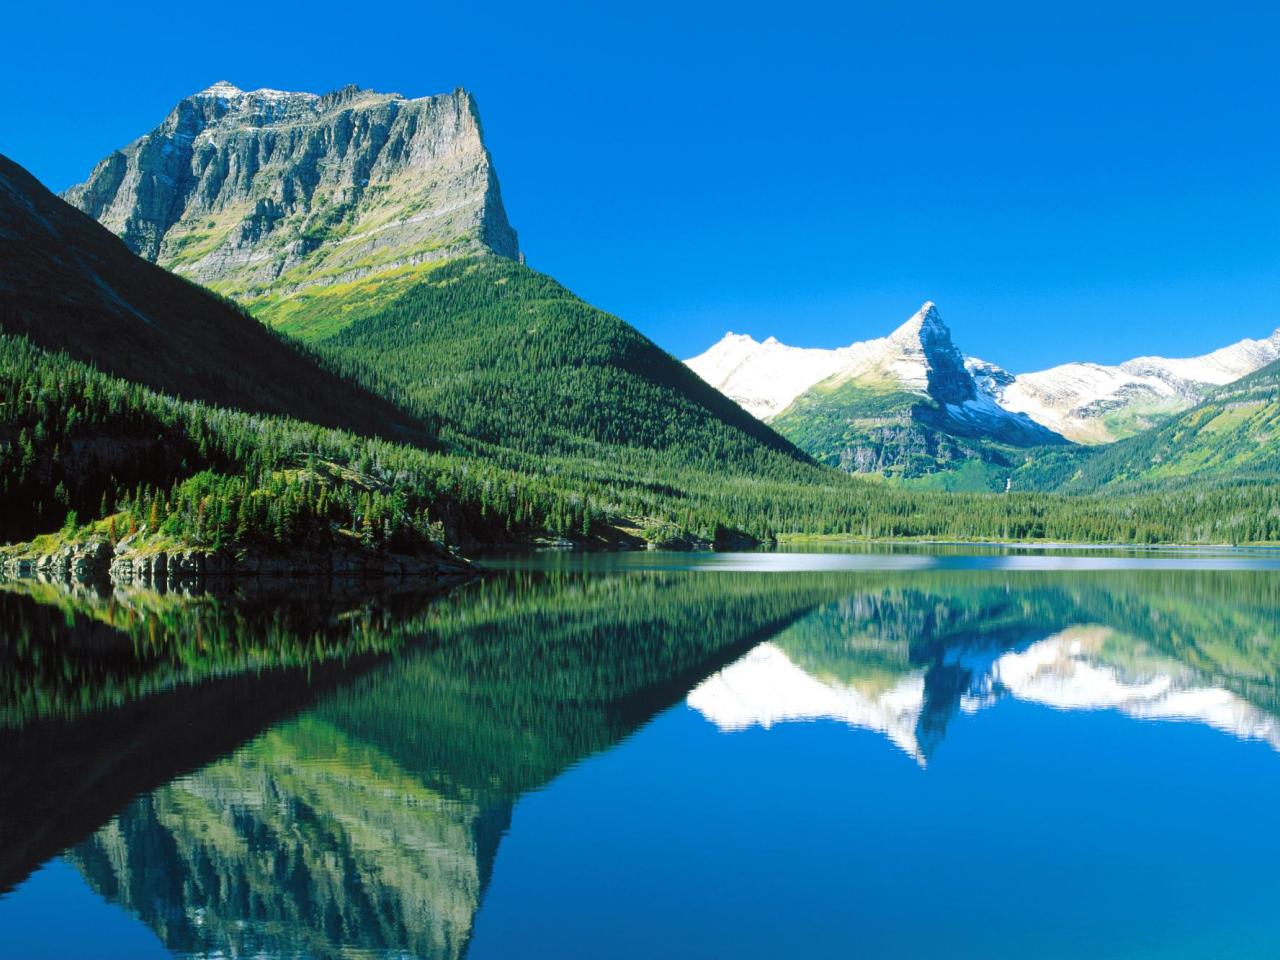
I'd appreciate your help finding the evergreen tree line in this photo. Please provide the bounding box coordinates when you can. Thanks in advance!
[4,333,1280,549]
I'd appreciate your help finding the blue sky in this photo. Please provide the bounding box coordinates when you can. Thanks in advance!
[3,1,1277,371]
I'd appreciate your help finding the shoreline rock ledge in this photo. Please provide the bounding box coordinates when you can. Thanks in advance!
[1,536,475,585]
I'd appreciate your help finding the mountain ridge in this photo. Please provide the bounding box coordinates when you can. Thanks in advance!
[994,328,1280,442]
[1051,354,1280,494]
[689,302,1066,479]
[688,309,1280,447]
[63,82,518,305]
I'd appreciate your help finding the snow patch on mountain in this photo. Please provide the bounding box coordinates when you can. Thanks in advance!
[683,334,851,419]
[995,329,1280,443]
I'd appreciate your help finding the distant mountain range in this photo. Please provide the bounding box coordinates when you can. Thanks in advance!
[991,328,1280,443]
[687,302,1066,480]
[687,303,1280,484]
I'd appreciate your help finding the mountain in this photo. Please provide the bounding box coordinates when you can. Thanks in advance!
[991,328,1280,443]
[688,302,1280,486]
[1055,356,1280,497]
[64,82,517,319]
[690,305,1280,453]
[688,302,1066,481]
[0,152,420,439]
[67,83,812,475]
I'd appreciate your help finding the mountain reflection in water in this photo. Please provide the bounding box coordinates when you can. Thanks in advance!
[1,559,1278,958]
[690,626,1280,763]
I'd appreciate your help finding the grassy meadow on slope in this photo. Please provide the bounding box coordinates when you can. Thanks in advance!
[1050,359,1280,492]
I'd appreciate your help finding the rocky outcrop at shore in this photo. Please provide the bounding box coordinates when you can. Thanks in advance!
[1,538,114,582]
[1,536,474,585]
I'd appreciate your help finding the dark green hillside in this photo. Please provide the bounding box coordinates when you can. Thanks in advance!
[0,154,422,442]
[283,256,809,471]
[0,334,619,546]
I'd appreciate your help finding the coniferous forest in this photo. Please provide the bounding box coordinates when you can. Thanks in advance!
[5,330,1280,558]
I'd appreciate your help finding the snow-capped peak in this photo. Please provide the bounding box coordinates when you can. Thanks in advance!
[995,326,1280,443]
[684,301,1065,446]
[197,80,243,98]
[686,304,1280,445]
[685,303,973,420]
[889,301,943,341]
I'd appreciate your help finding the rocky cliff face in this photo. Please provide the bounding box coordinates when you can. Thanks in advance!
[64,82,518,300]
[0,152,421,440]
[876,302,977,406]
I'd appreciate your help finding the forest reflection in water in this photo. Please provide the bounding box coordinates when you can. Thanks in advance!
[1,556,1278,959]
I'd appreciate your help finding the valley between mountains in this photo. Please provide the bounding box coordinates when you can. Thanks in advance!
[3,80,1280,576]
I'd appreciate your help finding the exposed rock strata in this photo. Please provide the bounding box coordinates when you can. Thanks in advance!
[64,82,517,300]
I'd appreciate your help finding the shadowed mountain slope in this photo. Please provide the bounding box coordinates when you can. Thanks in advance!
[0,153,424,441]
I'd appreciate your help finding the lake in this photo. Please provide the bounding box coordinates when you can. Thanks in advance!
[2,549,1279,958]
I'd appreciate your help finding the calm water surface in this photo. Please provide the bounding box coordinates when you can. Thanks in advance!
[1,550,1279,958]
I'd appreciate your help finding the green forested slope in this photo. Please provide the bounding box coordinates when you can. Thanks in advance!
[1052,359,1280,493]
[6,333,1280,548]
[273,256,809,473]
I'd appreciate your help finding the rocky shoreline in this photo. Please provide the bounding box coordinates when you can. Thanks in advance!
[0,535,475,586]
